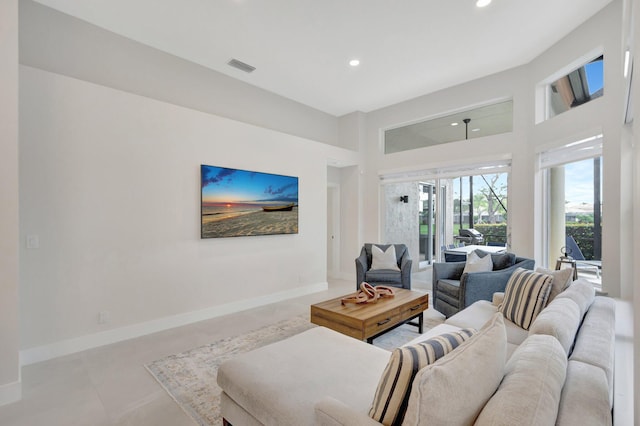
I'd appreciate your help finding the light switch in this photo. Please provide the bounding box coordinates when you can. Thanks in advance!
[26,235,39,249]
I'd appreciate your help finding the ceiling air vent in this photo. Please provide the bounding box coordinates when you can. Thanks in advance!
[227,58,256,73]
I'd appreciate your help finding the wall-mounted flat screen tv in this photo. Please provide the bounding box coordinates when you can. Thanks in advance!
[201,164,299,238]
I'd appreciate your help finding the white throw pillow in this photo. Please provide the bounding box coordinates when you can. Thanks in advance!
[463,250,493,274]
[370,245,401,271]
[536,267,573,304]
[402,313,507,426]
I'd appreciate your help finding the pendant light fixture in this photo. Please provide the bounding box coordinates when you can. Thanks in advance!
[463,118,471,140]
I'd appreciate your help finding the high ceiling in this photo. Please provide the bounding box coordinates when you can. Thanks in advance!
[33,0,614,116]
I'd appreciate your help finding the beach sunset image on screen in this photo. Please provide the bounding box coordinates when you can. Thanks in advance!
[200,164,299,238]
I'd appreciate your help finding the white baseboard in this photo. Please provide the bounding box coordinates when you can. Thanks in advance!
[20,281,328,366]
[0,380,21,406]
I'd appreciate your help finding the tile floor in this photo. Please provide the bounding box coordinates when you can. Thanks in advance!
[0,273,432,426]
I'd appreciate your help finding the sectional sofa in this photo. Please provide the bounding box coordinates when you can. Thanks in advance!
[217,278,615,425]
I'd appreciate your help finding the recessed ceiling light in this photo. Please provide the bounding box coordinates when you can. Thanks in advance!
[472,128,481,132]
[349,59,360,67]
[451,122,459,126]
[476,0,492,7]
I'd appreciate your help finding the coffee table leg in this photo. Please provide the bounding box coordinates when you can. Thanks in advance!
[407,312,425,333]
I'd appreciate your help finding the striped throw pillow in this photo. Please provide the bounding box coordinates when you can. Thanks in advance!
[369,329,476,426]
[499,268,553,330]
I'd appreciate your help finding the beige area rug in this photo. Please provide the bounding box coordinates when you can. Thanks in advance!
[145,314,443,426]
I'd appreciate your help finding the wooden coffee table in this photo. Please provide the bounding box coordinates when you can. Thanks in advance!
[310,289,429,343]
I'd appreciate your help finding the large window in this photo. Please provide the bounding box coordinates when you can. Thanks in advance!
[539,135,603,286]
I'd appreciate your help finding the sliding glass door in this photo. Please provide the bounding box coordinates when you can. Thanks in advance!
[419,182,437,266]
[382,162,510,267]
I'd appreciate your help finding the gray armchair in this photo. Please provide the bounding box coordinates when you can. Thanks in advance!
[432,250,534,318]
[355,243,412,290]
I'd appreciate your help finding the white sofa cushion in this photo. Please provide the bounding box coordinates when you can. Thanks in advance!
[528,297,581,355]
[569,297,616,405]
[475,334,567,426]
[369,329,476,425]
[403,313,506,426]
[446,300,529,346]
[555,361,612,426]
[499,268,552,330]
[555,278,595,318]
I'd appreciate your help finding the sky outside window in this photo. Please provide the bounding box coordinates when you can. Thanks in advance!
[564,157,602,211]
[585,58,604,95]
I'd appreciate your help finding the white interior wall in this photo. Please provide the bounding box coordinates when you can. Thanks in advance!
[17,0,362,363]
[0,0,21,406]
[336,111,367,281]
[383,182,420,267]
[327,166,340,278]
[18,66,351,362]
[631,0,639,421]
[634,107,639,426]
[19,0,340,148]
[336,166,361,283]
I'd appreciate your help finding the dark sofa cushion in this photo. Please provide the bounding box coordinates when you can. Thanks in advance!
[475,249,516,271]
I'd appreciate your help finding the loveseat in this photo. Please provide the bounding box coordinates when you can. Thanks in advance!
[217,278,615,425]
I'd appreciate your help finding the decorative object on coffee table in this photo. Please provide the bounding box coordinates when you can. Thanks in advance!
[341,282,395,305]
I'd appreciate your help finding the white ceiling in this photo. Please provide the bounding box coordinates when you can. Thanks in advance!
[33,0,613,116]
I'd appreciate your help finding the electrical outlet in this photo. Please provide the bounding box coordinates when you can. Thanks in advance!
[26,235,39,249]
[98,311,110,324]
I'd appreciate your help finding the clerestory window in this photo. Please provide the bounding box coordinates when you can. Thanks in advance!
[542,55,604,121]
[384,100,513,154]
